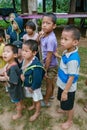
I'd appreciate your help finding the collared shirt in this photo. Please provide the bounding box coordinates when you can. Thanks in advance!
[57,47,80,92]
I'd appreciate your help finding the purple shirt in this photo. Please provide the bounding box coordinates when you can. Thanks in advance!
[40,31,58,67]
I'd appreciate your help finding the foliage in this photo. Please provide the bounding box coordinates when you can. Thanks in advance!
[38,0,70,13]
[0,0,21,12]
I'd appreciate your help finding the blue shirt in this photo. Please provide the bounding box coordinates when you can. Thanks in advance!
[57,47,80,92]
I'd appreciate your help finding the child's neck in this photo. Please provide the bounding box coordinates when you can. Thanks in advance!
[67,46,76,52]
[28,32,34,37]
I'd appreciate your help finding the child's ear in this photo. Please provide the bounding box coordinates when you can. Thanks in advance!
[73,40,79,46]
[53,24,56,29]
[14,54,18,58]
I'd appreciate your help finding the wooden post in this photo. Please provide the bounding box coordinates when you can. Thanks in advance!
[21,0,28,13]
[53,0,56,12]
[28,0,37,14]
[68,0,76,24]
[43,0,46,12]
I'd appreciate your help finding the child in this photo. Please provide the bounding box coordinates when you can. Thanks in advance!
[39,12,58,106]
[6,13,18,43]
[1,44,24,120]
[0,28,6,69]
[13,40,23,68]
[8,16,25,43]
[23,20,38,42]
[23,20,39,59]
[56,25,81,129]
[21,39,45,122]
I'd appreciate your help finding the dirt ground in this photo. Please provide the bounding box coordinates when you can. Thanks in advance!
[0,32,87,130]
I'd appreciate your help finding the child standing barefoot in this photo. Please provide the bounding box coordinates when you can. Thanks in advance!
[21,39,45,122]
[2,44,24,120]
[57,25,81,129]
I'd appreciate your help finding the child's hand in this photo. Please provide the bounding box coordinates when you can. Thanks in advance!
[4,72,9,81]
[38,30,45,40]
[28,88,33,93]
[61,91,68,101]
[20,74,25,81]
[6,34,10,40]
[54,51,61,59]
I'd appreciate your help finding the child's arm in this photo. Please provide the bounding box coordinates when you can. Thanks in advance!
[45,52,53,77]
[0,72,9,81]
[61,76,74,101]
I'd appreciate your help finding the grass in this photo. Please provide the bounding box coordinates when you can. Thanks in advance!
[0,46,87,130]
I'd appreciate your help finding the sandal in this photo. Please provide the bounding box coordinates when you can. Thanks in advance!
[83,105,87,112]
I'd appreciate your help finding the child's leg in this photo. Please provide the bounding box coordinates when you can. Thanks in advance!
[12,101,22,120]
[28,101,35,111]
[29,101,41,122]
[44,78,53,104]
[61,108,74,129]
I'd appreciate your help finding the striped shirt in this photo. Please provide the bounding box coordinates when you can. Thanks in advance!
[57,47,80,92]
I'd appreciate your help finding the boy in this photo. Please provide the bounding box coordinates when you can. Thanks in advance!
[57,25,80,129]
[21,39,45,121]
[40,12,58,106]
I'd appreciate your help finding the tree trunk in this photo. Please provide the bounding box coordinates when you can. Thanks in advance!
[21,0,28,13]
[68,0,76,24]
[28,0,37,14]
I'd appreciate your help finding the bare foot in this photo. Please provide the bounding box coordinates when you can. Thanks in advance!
[29,112,40,122]
[12,114,22,120]
[28,105,35,111]
[61,121,73,130]
[56,108,66,114]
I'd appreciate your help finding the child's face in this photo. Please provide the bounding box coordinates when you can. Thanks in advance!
[26,26,34,35]
[60,31,78,51]
[9,14,15,22]
[42,16,56,34]
[3,46,17,62]
[13,21,18,31]
[22,44,36,60]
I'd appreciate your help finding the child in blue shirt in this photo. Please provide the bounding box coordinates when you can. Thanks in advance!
[21,39,45,122]
[57,25,81,129]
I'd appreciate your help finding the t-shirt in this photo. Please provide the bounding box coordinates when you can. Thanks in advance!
[40,31,58,67]
[57,47,80,92]
[23,32,38,41]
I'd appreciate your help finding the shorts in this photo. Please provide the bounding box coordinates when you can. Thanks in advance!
[47,66,58,79]
[57,87,75,110]
[24,87,43,102]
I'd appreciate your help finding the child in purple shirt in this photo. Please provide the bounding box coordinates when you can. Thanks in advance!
[40,12,58,106]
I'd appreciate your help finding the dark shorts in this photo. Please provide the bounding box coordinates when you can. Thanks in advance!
[57,87,75,110]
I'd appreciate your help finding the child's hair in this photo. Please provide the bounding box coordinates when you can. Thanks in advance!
[25,20,36,31]
[5,44,18,54]
[0,28,5,38]
[63,25,81,41]
[5,44,19,65]
[43,12,57,24]
[23,39,38,52]
[13,41,23,49]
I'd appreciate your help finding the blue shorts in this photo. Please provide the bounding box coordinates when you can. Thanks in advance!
[57,87,75,110]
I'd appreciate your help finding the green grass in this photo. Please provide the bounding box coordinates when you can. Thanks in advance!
[79,47,87,74]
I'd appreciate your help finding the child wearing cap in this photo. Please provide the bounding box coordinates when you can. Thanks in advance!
[13,41,23,68]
